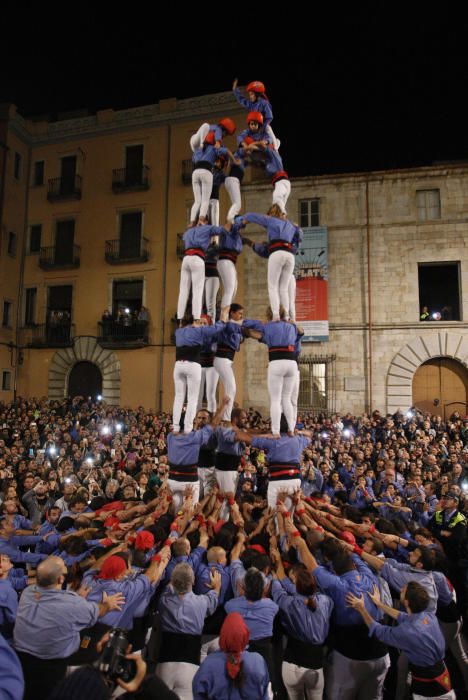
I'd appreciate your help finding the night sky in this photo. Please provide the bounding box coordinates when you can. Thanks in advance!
[2,4,468,177]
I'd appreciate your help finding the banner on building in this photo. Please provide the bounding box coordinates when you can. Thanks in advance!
[294,226,328,342]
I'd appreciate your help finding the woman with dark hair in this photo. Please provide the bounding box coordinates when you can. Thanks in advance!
[271,548,333,699]
[192,612,270,699]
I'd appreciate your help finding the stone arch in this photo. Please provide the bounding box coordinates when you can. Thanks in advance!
[386,331,468,414]
[48,336,120,405]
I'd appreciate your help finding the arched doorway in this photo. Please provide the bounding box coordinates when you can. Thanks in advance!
[412,357,468,418]
[68,361,102,400]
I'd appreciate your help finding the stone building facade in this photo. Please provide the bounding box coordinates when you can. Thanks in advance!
[241,166,468,417]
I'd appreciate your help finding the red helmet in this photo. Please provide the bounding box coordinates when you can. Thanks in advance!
[247,111,263,125]
[218,117,236,135]
[203,131,216,146]
[247,81,266,95]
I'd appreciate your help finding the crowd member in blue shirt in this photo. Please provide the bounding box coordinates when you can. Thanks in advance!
[157,561,222,700]
[13,555,125,700]
[225,566,278,690]
[214,408,249,514]
[347,581,454,699]
[287,516,390,700]
[0,632,23,700]
[217,221,244,318]
[0,554,17,642]
[212,305,247,420]
[193,611,270,700]
[271,547,334,700]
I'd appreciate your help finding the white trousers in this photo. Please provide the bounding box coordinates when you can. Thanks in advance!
[288,274,296,321]
[167,479,200,512]
[225,176,242,221]
[268,359,297,434]
[267,478,301,509]
[266,124,280,151]
[190,122,210,152]
[291,365,300,426]
[282,662,324,700]
[213,356,236,420]
[326,650,390,700]
[413,692,455,700]
[191,169,213,222]
[177,255,205,320]
[173,361,201,434]
[215,469,240,519]
[217,259,238,308]
[198,467,216,499]
[204,277,219,321]
[268,250,295,320]
[273,178,291,213]
[208,198,219,226]
[156,661,198,700]
[198,366,218,413]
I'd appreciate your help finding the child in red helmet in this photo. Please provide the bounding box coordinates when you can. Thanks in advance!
[233,78,280,150]
[238,111,270,152]
[190,118,236,152]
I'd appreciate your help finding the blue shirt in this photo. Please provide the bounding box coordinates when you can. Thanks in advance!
[243,213,303,247]
[224,596,278,640]
[167,425,213,466]
[233,88,273,125]
[163,547,206,585]
[251,434,310,464]
[380,559,438,613]
[264,148,286,178]
[194,562,233,606]
[82,570,153,629]
[215,427,245,457]
[183,225,225,252]
[193,649,270,700]
[158,587,218,635]
[0,579,17,640]
[175,325,220,348]
[219,225,244,254]
[0,537,46,565]
[313,555,383,627]
[244,319,297,350]
[369,611,445,666]
[0,633,24,700]
[271,578,333,644]
[13,585,99,659]
[216,321,244,352]
[193,145,229,167]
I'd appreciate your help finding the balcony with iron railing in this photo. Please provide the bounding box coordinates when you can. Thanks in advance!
[39,245,81,270]
[47,175,82,202]
[182,159,193,185]
[112,166,150,193]
[105,238,149,264]
[97,320,149,348]
[21,322,75,348]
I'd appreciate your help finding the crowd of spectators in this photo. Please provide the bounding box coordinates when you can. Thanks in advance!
[0,396,467,699]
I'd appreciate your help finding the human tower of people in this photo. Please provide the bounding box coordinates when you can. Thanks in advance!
[0,80,467,700]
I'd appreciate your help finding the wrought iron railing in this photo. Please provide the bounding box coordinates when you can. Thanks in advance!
[21,323,75,348]
[47,175,82,201]
[97,320,149,346]
[112,166,150,192]
[105,238,149,264]
[39,245,81,269]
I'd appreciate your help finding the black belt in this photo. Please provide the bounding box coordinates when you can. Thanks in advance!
[159,631,202,665]
[268,346,296,362]
[269,239,294,255]
[269,462,300,481]
[176,346,201,363]
[215,346,235,361]
[410,660,452,697]
[228,165,244,181]
[334,623,387,660]
[284,636,324,669]
[168,462,198,482]
[193,161,213,172]
[198,448,215,468]
[218,250,238,264]
[215,452,241,471]
[205,262,219,278]
[200,353,215,368]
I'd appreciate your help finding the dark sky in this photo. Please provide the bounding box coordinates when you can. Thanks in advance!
[2,4,468,177]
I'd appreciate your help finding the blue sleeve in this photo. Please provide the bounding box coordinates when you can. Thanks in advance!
[188,546,206,573]
[244,213,270,228]
[9,535,43,547]
[313,566,342,595]
[251,436,272,451]
[243,319,264,333]
[213,126,223,142]
[252,242,269,258]
[0,636,24,700]
[200,326,219,342]
[230,559,245,596]
[369,619,406,648]
[233,87,250,109]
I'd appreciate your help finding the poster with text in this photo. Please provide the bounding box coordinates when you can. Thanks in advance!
[294,226,328,342]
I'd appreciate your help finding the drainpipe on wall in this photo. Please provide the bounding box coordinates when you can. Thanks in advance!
[158,124,171,411]
[13,143,32,401]
[365,176,373,413]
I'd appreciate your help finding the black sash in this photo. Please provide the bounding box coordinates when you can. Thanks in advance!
[159,631,202,665]
[284,635,324,669]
